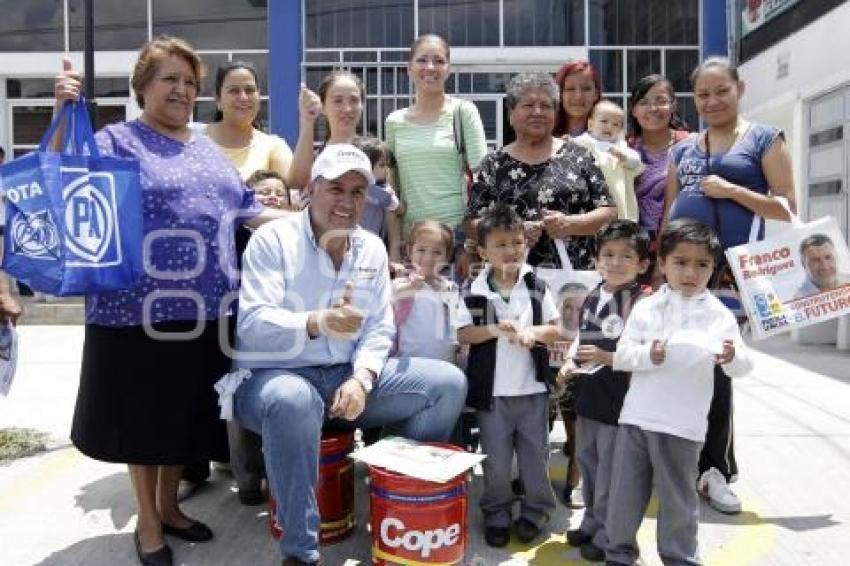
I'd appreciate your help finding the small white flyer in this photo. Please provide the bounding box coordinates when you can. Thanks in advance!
[0,323,19,397]
[350,436,485,483]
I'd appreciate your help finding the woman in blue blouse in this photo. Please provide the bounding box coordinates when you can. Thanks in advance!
[53,37,286,565]
[662,57,796,516]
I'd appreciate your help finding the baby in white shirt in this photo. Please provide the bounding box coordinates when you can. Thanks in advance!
[573,100,645,221]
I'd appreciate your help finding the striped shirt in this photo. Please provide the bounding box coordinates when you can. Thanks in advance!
[385,98,486,231]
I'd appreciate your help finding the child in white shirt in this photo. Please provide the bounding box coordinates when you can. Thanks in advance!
[573,100,644,222]
[458,203,562,547]
[605,219,753,566]
[392,220,469,363]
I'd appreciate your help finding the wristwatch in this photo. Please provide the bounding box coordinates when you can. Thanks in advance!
[352,372,374,395]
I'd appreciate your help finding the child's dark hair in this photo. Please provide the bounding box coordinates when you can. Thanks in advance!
[353,136,389,169]
[409,220,454,257]
[597,220,651,261]
[658,219,721,260]
[475,203,524,245]
[246,169,284,188]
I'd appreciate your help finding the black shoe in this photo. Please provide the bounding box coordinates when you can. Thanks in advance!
[511,477,525,496]
[512,517,541,544]
[282,558,320,566]
[133,531,173,566]
[484,525,510,547]
[566,528,592,547]
[162,519,213,542]
[580,541,605,562]
[605,562,628,566]
[237,488,265,506]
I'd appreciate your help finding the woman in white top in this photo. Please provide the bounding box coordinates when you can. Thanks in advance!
[385,34,487,233]
[204,62,317,201]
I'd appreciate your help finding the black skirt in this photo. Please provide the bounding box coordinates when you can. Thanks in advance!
[71,320,233,465]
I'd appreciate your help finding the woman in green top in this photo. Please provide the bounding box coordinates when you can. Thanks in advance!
[385,34,487,233]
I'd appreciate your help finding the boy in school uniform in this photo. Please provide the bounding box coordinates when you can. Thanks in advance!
[605,219,753,566]
[457,203,562,547]
[560,220,651,562]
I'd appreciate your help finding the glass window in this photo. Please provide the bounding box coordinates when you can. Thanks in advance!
[381,67,396,96]
[589,50,624,93]
[7,78,130,99]
[93,78,131,98]
[68,0,148,51]
[589,0,699,46]
[418,0,499,47]
[305,0,414,49]
[200,54,230,98]
[676,96,697,131]
[305,52,342,63]
[471,73,512,94]
[627,50,662,91]
[473,99,498,140]
[503,0,584,46]
[366,68,378,95]
[193,100,218,124]
[13,106,54,145]
[665,49,699,93]
[0,0,64,51]
[6,79,55,99]
[344,52,378,63]
[304,66,335,93]
[94,105,127,130]
[152,0,267,50]
[396,68,410,95]
[366,98,379,136]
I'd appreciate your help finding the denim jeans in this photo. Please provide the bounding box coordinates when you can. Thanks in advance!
[232,356,467,563]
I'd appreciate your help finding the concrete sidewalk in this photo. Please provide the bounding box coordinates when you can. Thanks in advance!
[1,326,849,565]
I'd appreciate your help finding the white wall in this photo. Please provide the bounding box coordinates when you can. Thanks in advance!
[739,1,850,228]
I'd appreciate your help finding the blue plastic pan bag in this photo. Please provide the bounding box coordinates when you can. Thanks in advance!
[1,96,143,296]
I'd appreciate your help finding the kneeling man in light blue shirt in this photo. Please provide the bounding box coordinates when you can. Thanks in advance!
[230,144,466,566]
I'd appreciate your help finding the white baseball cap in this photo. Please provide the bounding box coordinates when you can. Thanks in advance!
[310,143,375,185]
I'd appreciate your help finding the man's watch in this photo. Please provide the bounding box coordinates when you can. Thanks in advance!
[351,372,374,395]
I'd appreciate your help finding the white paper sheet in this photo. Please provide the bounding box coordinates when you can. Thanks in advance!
[350,436,486,483]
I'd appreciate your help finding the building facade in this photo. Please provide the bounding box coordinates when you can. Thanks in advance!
[0,0,727,157]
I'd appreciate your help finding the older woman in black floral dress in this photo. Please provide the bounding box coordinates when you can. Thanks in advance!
[466,73,616,270]
[465,72,616,507]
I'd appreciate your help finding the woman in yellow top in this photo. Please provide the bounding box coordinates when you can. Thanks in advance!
[203,61,318,205]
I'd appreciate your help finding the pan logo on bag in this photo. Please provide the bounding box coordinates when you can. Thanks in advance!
[10,209,61,260]
[62,169,122,267]
[5,180,59,260]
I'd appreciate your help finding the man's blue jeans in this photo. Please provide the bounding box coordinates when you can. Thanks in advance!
[232,357,467,563]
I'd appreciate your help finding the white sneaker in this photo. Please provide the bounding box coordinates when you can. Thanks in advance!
[698,467,741,514]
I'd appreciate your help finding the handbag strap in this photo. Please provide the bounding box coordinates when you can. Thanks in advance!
[38,95,100,157]
[71,95,100,157]
[39,102,75,152]
[452,98,469,172]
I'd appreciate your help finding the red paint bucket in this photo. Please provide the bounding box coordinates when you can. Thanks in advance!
[368,444,468,565]
[268,430,356,544]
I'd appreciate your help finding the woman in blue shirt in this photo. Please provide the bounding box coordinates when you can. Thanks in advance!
[661,57,796,516]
